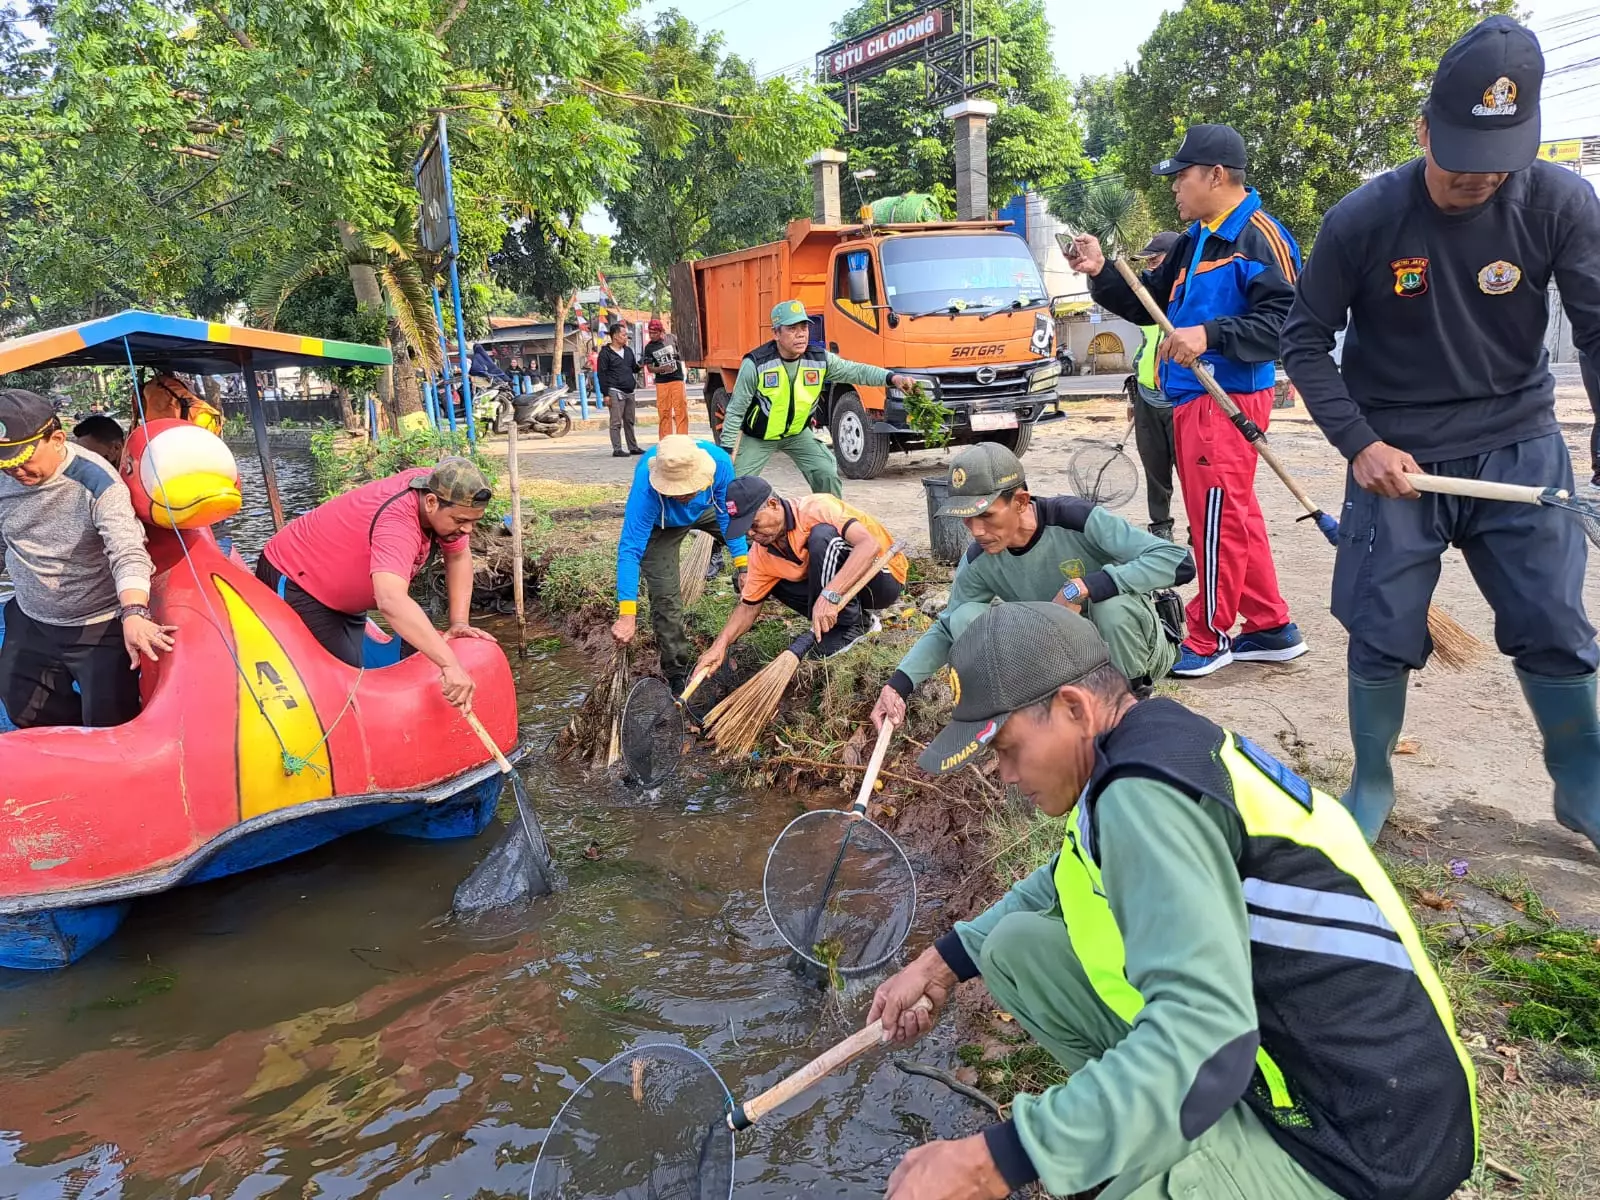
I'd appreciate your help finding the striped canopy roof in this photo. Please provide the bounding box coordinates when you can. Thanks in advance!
[0,310,393,377]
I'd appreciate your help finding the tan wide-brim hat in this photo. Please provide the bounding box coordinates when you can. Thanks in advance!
[649,435,715,495]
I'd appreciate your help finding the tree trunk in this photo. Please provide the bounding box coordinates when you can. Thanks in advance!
[390,328,424,419]
[336,220,395,422]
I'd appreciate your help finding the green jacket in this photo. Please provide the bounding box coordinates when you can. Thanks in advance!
[887,497,1193,696]
[719,352,890,449]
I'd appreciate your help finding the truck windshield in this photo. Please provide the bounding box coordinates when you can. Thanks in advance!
[880,234,1046,315]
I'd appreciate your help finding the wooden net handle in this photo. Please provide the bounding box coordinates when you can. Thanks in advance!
[680,666,711,703]
[1406,474,1552,505]
[1109,258,1326,521]
[729,996,933,1129]
[849,722,896,815]
[464,711,513,775]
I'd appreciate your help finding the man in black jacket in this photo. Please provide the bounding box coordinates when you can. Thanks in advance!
[597,322,643,457]
[1282,16,1600,851]
[1068,125,1306,681]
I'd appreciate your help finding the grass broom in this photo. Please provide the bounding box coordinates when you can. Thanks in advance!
[701,542,903,755]
[679,530,716,608]
[1109,258,1482,671]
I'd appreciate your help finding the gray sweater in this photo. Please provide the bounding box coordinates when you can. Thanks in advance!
[0,444,154,625]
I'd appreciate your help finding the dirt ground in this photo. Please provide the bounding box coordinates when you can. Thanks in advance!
[483,387,1600,925]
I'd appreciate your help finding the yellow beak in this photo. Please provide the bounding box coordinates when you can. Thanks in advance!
[148,471,243,529]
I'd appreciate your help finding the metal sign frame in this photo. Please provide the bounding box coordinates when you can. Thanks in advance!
[413,116,476,443]
[816,0,997,133]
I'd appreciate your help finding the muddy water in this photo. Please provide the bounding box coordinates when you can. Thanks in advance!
[0,450,969,1198]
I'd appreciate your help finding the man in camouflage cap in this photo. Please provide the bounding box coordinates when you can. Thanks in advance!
[257,456,497,709]
[718,298,918,496]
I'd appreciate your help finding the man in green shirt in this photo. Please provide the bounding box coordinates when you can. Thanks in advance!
[1129,231,1179,540]
[719,299,916,497]
[871,442,1190,732]
[873,602,1476,1200]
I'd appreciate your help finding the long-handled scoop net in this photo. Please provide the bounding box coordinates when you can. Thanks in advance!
[1406,473,1600,549]
[619,669,711,790]
[527,997,933,1199]
[1067,417,1139,508]
[1110,257,1483,670]
[452,711,560,916]
[702,542,904,756]
[764,721,915,981]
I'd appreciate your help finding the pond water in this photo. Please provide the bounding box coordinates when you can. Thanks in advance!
[0,449,969,1199]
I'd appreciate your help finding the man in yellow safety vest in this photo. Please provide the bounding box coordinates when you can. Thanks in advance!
[872,601,1477,1200]
[1128,231,1179,540]
[719,299,916,497]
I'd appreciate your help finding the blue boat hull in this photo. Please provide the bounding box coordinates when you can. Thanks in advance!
[0,769,511,971]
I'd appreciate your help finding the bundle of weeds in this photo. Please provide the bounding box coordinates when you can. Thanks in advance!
[903,380,954,449]
[556,645,630,771]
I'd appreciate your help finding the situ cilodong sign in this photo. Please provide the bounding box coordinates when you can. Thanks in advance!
[829,9,948,78]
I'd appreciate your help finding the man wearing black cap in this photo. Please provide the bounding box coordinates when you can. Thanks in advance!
[0,388,172,728]
[1129,231,1180,539]
[1068,124,1307,680]
[1282,16,1600,851]
[871,602,1477,1200]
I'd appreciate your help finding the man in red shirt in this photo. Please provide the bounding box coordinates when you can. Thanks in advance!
[255,457,497,709]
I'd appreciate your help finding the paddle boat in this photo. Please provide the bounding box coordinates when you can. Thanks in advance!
[0,313,524,970]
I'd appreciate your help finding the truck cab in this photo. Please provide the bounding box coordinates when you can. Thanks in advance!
[675,220,1062,480]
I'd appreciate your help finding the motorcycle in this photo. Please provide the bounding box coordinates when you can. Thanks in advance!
[488,377,572,439]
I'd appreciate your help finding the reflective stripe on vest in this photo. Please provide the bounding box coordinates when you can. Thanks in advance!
[747,349,827,439]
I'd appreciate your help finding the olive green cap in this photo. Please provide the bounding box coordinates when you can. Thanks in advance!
[770,299,810,327]
[936,442,1027,518]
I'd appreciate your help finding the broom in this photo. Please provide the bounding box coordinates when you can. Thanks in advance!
[1109,258,1482,671]
[702,542,903,755]
[679,530,716,608]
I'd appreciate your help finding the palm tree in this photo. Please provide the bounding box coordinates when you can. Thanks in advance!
[249,222,442,426]
[1077,178,1154,259]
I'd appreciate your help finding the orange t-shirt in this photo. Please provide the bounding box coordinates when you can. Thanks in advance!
[742,494,907,604]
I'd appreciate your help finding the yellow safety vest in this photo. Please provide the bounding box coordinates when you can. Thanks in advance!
[743,343,828,440]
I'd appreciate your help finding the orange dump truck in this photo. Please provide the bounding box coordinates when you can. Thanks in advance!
[668,218,1063,479]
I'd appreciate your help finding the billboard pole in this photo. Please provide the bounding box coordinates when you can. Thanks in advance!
[431,286,458,434]
[436,116,476,445]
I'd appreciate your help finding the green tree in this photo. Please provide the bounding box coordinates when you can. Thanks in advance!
[1117,0,1514,242]
[603,11,840,301]
[1073,178,1155,258]
[489,216,606,384]
[1076,73,1127,163]
[828,0,1087,212]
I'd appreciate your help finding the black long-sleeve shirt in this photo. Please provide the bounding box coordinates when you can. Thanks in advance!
[597,344,639,395]
[1283,158,1600,462]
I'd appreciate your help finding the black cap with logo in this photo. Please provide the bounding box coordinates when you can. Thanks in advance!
[1138,231,1180,258]
[0,389,60,471]
[1425,16,1544,174]
[723,474,773,542]
[919,602,1111,776]
[1152,124,1248,176]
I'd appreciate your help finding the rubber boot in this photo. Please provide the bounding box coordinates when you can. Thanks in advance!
[1516,668,1600,851]
[1341,672,1410,843]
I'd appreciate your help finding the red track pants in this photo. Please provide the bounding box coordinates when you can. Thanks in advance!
[1172,386,1291,655]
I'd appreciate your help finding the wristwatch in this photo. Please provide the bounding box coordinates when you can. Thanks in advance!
[119,603,152,621]
[1059,579,1086,605]
[821,588,845,606]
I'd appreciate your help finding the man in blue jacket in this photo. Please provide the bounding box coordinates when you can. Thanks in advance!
[611,434,749,693]
[1068,125,1306,680]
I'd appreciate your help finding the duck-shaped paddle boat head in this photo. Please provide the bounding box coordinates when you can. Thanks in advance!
[121,417,242,532]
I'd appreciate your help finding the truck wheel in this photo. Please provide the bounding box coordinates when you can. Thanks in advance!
[706,385,729,437]
[830,391,891,479]
[987,421,1034,458]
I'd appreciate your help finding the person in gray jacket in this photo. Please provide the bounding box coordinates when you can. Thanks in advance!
[0,389,174,727]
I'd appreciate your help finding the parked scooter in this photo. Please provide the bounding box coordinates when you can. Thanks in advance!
[489,377,572,439]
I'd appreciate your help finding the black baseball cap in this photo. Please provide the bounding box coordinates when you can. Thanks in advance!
[0,389,61,470]
[723,475,773,541]
[1153,124,1247,176]
[1138,231,1179,257]
[1425,16,1543,174]
[936,442,1026,518]
[920,603,1111,776]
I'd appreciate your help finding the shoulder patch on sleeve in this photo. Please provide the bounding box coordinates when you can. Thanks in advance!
[63,454,117,502]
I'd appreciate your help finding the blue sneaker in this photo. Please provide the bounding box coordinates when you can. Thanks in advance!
[1232,623,1309,663]
[1172,645,1234,678]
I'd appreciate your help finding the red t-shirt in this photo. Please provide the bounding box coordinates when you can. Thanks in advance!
[263,468,468,614]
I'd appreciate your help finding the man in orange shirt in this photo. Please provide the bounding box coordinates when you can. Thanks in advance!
[693,475,905,679]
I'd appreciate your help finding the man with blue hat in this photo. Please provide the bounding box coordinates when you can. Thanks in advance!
[1283,15,1600,851]
[718,298,917,497]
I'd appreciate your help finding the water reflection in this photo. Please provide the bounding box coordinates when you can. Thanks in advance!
[0,626,965,1199]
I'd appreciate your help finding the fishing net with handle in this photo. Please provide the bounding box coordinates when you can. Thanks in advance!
[1066,419,1139,509]
[1407,474,1600,550]
[620,676,686,790]
[762,724,915,980]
